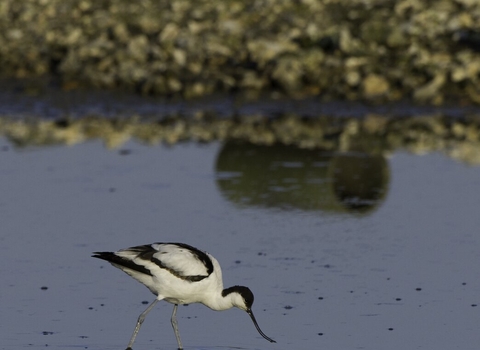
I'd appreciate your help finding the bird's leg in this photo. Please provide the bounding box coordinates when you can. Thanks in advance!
[126,299,159,350]
[171,304,183,350]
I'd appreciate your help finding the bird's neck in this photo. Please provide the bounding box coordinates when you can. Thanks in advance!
[203,288,239,311]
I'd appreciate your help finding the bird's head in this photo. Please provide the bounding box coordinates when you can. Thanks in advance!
[222,285,276,343]
[222,285,253,311]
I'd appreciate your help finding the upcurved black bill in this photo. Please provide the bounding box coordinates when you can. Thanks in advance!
[247,309,276,343]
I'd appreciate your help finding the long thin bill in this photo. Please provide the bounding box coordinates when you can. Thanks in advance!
[247,309,276,343]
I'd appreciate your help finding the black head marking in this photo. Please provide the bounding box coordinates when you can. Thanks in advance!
[222,285,254,308]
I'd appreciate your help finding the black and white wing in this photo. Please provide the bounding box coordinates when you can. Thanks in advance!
[148,243,214,281]
[93,242,214,287]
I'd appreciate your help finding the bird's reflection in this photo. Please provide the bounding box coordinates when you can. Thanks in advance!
[215,142,389,215]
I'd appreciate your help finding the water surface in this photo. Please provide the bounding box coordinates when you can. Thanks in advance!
[1,138,479,350]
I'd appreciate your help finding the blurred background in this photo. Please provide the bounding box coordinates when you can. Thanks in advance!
[1,1,479,350]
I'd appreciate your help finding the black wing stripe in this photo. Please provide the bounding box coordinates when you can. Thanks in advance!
[92,251,153,276]
[151,257,208,282]
[126,244,157,258]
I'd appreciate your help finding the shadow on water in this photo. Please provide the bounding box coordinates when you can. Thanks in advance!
[215,142,389,215]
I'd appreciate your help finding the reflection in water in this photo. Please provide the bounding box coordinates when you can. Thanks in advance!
[215,142,389,215]
[330,153,389,212]
[1,114,479,166]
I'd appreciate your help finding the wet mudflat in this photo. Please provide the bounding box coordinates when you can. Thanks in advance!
[1,138,479,350]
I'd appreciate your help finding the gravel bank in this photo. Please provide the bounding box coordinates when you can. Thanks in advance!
[1,0,480,103]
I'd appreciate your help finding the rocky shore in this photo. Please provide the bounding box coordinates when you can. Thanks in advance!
[1,0,480,104]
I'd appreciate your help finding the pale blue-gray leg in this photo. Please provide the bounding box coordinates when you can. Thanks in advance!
[126,299,159,350]
[171,304,183,350]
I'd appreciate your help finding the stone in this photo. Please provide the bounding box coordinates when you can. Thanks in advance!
[362,74,390,98]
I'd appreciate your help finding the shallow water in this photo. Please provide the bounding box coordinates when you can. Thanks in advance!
[1,138,479,350]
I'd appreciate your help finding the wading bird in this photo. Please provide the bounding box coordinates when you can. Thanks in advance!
[93,242,276,349]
